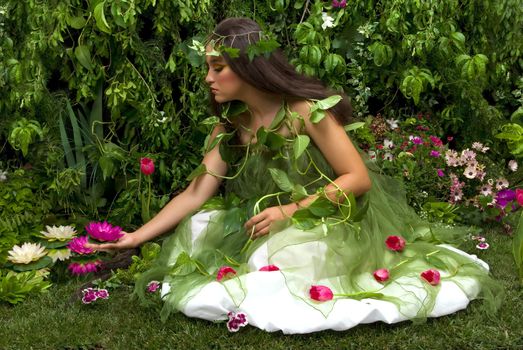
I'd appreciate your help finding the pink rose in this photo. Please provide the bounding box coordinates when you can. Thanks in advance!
[516,189,523,207]
[140,157,155,176]
[385,235,406,252]
[259,265,280,272]
[309,285,334,302]
[373,268,390,283]
[420,269,441,286]
[216,266,237,281]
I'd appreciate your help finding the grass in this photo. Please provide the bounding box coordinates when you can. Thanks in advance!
[1,232,522,350]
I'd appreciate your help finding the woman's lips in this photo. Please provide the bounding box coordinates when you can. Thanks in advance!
[211,88,218,94]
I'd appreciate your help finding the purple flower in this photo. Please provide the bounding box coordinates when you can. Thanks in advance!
[95,289,109,299]
[437,169,445,177]
[476,242,490,250]
[430,150,441,157]
[85,221,123,242]
[67,236,94,255]
[332,0,347,8]
[82,289,98,304]
[495,189,516,208]
[411,136,423,145]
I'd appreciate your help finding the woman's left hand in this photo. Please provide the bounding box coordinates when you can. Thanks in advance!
[244,203,298,239]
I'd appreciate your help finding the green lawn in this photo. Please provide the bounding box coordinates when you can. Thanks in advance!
[1,232,522,350]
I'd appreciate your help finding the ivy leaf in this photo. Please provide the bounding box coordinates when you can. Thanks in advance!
[308,197,337,217]
[186,164,207,181]
[292,209,319,230]
[200,116,220,126]
[268,168,294,192]
[256,127,268,146]
[67,16,87,29]
[93,2,112,34]
[268,106,286,129]
[293,134,310,159]
[266,132,286,151]
[310,109,326,123]
[344,122,365,132]
[74,45,93,70]
[201,196,225,210]
[291,184,308,202]
[316,95,342,110]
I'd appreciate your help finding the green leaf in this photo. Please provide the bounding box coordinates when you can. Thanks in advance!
[186,164,207,181]
[344,122,365,132]
[98,155,115,180]
[292,209,319,230]
[12,257,53,272]
[266,132,286,151]
[316,95,342,110]
[93,2,111,34]
[308,197,337,217]
[268,106,286,129]
[426,255,448,270]
[268,168,294,192]
[291,184,308,201]
[293,134,310,159]
[201,196,225,210]
[310,110,326,123]
[67,16,87,29]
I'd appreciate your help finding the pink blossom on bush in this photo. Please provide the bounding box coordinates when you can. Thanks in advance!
[429,136,443,147]
[437,169,445,177]
[68,260,101,275]
[140,157,155,176]
[429,150,440,157]
[516,189,523,206]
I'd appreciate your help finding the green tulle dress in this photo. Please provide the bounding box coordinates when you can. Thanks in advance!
[136,109,502,334]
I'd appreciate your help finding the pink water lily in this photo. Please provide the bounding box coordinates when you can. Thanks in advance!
[85,221,123,242]
[68,260,101,275]
[373,268,390,283]
[216,266,237,281]
[67,236,94,255]
[420,269,441,286]
[385,235,406,252]
[259,265,280,272]
[309,285,334,302]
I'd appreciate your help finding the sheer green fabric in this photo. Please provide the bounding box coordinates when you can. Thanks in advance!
[135,131,503,323]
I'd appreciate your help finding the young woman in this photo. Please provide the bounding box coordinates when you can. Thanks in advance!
[88,18,500,334]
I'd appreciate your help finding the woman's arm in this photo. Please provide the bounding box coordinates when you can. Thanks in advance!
[87,125,228,250]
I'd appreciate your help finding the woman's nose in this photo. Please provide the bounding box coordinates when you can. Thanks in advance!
[205,71,214,84]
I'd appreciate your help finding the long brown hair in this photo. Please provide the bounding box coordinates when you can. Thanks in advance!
[208,17,352,125]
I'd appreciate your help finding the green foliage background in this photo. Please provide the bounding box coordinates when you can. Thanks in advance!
[0,0,522,230]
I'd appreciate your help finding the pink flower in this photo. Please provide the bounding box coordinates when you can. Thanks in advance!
[429,150,440,157]
[436,169,445,177]
[140,157,155,176]
[309,285,334,302]
[429,136,443,147]
[226,311,248,332]
[68,260,101,275]
[67,236,94,255]
[516,189,523,206]
[216,266,237,281]
[85,221,123,242]
[259,265,280,272]
[147,281,160,293]
[508,160,518,172]
[410,136,423,145]
[332,0,347,8]
[385,235,406,252]
[476,242,490,250]
[420,269,441,286]
[373,268,390,283]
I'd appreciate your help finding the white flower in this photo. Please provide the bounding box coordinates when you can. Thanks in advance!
[463,165,477,179]
[321,12,335,30]
[509,160,518,172]
[368,150,376,160]
[479,184,492,196]
[40,225,77,241]
[7,242,47,264]
[0,170,7,182]
[386,118,399,129]
[495,177,509,190]
[383,138,394,149]
[47,249,72,262]
[383,152,394,161]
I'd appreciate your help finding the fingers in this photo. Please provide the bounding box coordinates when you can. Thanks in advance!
[245,212,266,230]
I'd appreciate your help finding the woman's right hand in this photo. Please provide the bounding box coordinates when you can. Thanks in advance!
[85,231,141,252]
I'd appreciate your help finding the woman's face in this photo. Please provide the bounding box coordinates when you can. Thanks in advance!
[205,48,244,103]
